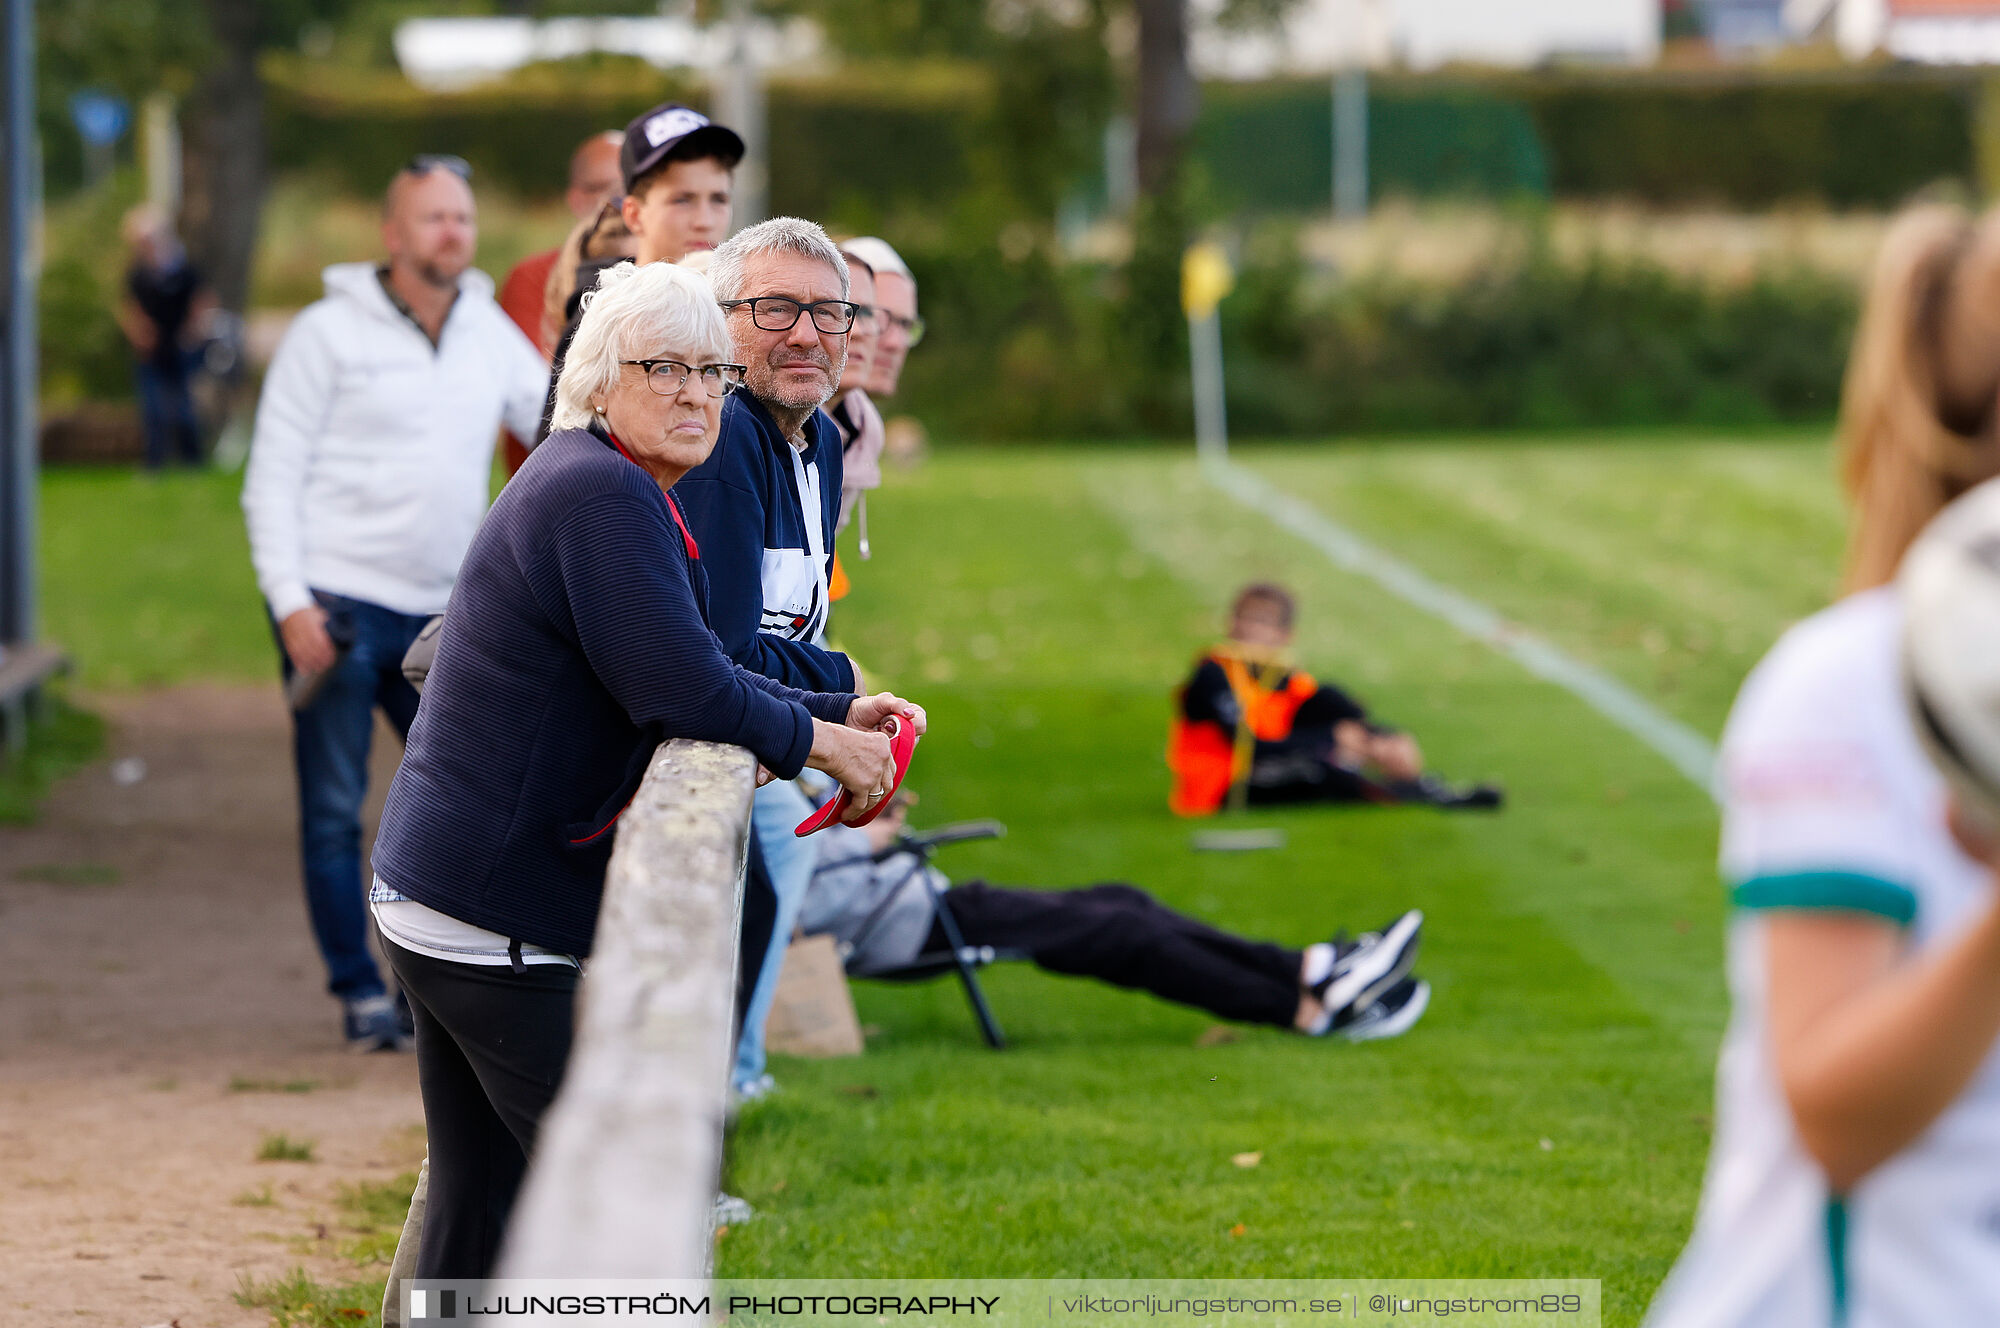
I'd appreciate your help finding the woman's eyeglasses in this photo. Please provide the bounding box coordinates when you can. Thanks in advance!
[720,297,861,335]
[621,359,748,398]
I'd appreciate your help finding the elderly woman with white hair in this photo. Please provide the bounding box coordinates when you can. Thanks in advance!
[369,259,924,1279]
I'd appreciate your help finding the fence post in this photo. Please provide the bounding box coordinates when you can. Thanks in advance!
[494,738,756,1278]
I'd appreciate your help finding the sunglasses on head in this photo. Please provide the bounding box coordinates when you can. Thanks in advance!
[403,154,473,182]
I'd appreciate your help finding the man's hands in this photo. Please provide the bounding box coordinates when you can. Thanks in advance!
[846,691,926,737]
[116,300,157,357]
[806,721,897,819]
[800,693,927,821]
[280,606,338,675]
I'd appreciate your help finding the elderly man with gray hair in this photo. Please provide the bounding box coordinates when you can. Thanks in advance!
[673,216,867,1099]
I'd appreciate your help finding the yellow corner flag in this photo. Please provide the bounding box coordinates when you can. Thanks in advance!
[1181,242,1234,320]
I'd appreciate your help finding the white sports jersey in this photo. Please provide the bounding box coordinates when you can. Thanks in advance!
[1647,587,2000,1328]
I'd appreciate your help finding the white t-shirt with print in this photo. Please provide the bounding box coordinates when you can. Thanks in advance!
[757,444,830,645]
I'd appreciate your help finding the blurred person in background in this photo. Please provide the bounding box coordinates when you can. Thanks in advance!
[803,791,1429,1041]
[675,217,861,1100]
[496,131,623,473]
[541,200,638,352]
[1171,583,1501,815]
[826,246,885,595]
[241,156,548,1051]
[1646,203,2000,1328]
[118,205,215,470]
[498,130,624,353]
[842,236,922,400]
[535,103,744,442]
[368,259,918,1278]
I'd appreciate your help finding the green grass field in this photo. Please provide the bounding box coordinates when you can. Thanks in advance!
[39,430,1847,1325]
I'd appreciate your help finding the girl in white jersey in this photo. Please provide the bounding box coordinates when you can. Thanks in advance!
[1648,205,2000,1328]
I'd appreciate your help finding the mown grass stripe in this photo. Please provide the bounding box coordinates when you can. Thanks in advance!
[1204,458,1719,794]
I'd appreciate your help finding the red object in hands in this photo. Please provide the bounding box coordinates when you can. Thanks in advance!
[795,714,919,836]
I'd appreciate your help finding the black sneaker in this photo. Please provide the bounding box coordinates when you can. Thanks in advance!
[343,995,411,1053]
[1338,976,1431,1042]
[1311,909,1423,1031]
[1406,776,1503,810]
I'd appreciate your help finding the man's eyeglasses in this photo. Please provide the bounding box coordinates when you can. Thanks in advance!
[621,359,747,398]
[403,154,473,182]
[720,297,860,335]
[879,310,926,347]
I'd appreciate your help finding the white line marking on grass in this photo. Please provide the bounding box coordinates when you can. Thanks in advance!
[1204,458,1718,794]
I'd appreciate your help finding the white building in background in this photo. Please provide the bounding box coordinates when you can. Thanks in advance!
[1193,0,1663,79]
[1701,0,1793,50]
[1784,0,2000,63]
[391,14,820,91]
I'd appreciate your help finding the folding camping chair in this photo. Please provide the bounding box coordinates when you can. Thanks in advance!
[848,819,1019,1049]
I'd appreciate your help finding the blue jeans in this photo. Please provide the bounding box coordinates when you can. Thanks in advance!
[733,780,823,1091]
[278,592,430,1001]
[136,352,201,469]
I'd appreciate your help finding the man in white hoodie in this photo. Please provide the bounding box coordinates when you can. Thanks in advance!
[242,157,548,1050]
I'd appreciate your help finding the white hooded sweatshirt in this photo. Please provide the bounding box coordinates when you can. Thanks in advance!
[242,262,549,622]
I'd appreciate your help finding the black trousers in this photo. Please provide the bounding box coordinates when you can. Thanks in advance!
[932,882,1303,1028]
[385,941,580,1279]
[1244,749,1391,806]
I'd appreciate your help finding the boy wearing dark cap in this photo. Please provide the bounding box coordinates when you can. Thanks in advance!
[535,103,744,441]
[619,103,744,265]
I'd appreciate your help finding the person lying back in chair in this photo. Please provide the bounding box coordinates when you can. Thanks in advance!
[796,791,1431,1041]
[1170,582,1503,816]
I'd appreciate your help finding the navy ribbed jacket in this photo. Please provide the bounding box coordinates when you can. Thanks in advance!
[371,425,854,956]
[673,392,852,693]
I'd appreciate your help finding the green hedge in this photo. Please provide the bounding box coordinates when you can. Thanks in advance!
[263,57,994,227]
[1197,69,1986,211]
[887,226,1857,440]
[39,175,144,406]
[266,60,1995,219]
[1221,246,1856,434]
[1514,70,1980,207]
[266,59,703,198]
[1197,81,1550,211]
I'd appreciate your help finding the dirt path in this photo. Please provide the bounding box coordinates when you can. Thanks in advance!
[0,685,424,1328]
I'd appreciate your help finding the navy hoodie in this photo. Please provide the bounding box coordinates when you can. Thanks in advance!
[674,391,855,694]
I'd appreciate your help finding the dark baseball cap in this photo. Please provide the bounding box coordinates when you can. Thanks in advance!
[620,104,745,192]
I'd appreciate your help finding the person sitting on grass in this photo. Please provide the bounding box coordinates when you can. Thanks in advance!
[798,791,1431,1042]
[1169,582,1502,816]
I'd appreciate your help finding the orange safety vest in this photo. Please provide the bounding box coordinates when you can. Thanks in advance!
[1167,644,1319,816]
